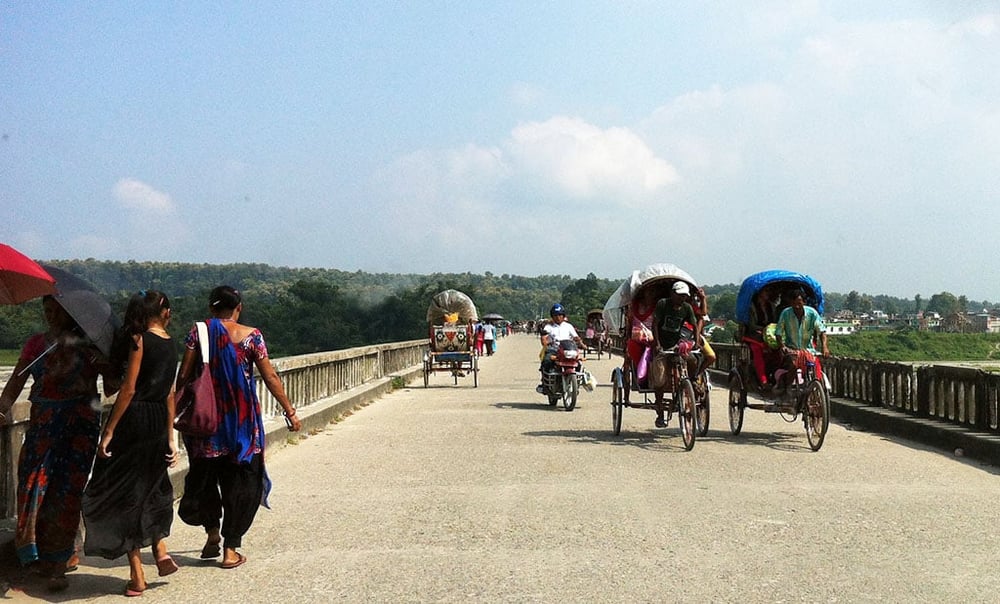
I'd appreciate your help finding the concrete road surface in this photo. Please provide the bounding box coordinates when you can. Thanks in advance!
[5,334,1000,602]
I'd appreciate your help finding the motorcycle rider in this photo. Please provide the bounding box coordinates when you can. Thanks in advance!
[536,304,583,394]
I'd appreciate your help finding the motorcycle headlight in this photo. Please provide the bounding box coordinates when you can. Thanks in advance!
[563,350,578,359]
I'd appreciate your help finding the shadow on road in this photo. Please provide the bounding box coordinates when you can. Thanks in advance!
[493,401,592,411]
[522,428,705,452]
[521,426,817,453]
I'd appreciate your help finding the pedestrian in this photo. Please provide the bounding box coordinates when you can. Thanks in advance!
[174,286,302,570]
[0,295,119,592]
[82,290,180,596]
[483,321,496,356]
[474,322,485,356]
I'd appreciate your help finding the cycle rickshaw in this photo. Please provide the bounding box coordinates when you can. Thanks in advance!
[605,263,711,450]
[423,289,479,387]
[728,270,831,451]
[583,309,608,359]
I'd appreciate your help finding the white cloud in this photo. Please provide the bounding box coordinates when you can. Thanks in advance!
[113,178,175,212]
[505,116,678,202]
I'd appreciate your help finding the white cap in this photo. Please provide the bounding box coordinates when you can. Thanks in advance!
[672,281,690,296]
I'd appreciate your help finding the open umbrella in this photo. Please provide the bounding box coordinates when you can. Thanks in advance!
[481,312,504,321]
[39,265,118,357]
[0,243,56,304]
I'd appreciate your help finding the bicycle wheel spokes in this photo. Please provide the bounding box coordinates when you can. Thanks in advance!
[678,379,696,451]
[804,380,830,451]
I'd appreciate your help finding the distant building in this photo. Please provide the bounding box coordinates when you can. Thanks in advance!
[825,320,859,336]
[968,313,1000,333]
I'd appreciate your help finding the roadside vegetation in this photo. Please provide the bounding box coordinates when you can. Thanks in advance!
[828,329,1000,362]
[2,260,996,364]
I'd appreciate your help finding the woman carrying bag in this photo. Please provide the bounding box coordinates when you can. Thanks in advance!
[174,286,301,570]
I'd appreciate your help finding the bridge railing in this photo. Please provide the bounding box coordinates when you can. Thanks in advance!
[0,339,428,520]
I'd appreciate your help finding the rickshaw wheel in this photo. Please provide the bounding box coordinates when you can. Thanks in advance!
[728,373,745,435]
[562,374,578,411]
[695,375,710,437]
[678,379,697,451]
[423,356,430,388]
[804,380,830,451]
[611,368,624,435]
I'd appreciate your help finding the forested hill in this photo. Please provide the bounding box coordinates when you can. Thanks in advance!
[0,259,620,356]
[4,259,982,358]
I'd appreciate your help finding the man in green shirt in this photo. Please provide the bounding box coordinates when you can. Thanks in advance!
[651,281,699,428]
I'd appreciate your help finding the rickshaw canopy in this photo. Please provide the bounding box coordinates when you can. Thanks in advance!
[426,289,479,324]
[735,270,824,325]
[602,263,698,335]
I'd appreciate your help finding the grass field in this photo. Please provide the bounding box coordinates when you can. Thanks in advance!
[0,350,20,366]
[829,330,1000,362]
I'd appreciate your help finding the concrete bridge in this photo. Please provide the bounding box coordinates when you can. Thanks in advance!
[3,334,1000,602]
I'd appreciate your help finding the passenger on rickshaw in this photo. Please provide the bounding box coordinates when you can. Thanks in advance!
[742,285,781,391]
[773,289,829,390]
[626,287,657,388]
[692,286,716,378]
[536,304,583,394]
[651,282,700,428]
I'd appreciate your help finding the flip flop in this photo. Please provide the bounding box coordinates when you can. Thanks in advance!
[200,542,222,559]
[156,555,179,577]
[220,553,246,569]
[125,581,145,597]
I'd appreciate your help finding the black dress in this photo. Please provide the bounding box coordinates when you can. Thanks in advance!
[82,332,178,559]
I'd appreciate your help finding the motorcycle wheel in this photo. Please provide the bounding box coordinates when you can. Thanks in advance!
[562,374,578,411]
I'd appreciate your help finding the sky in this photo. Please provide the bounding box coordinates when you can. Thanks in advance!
[2,1,999,302]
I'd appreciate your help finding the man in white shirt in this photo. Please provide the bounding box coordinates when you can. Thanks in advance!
[536,304,583,394]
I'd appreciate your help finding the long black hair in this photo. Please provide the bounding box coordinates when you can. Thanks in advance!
[109,290,170,378]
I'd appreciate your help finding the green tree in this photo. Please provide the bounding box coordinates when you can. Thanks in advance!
[926,292,961,317]
[844,290,861,313]
[710,291,737,320]
[559,273,617,327]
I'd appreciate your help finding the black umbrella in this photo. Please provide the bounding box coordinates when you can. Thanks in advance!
[482,313,504,321]
[40,265,118,356]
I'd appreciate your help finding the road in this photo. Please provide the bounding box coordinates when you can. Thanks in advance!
[5,334,1000,602]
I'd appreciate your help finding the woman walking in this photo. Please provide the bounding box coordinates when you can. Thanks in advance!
[175,286,301,569]
[0,295,118,591]
[82,290,180,596]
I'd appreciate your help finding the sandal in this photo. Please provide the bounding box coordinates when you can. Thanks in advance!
[220,553,246,569]
[156,555,179,577]
[125,580,145,597]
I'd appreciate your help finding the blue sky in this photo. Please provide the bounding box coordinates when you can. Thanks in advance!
[3,2,999,302]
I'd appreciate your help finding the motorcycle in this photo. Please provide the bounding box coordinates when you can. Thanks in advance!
[539,339,593,411]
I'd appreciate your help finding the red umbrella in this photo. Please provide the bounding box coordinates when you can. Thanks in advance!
[0,243,56,304]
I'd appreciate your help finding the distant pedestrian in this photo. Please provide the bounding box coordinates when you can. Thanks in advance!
[174,286,301,570]
[82,290,180,596]
[474,322,485,356]
[483,322,496,355]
